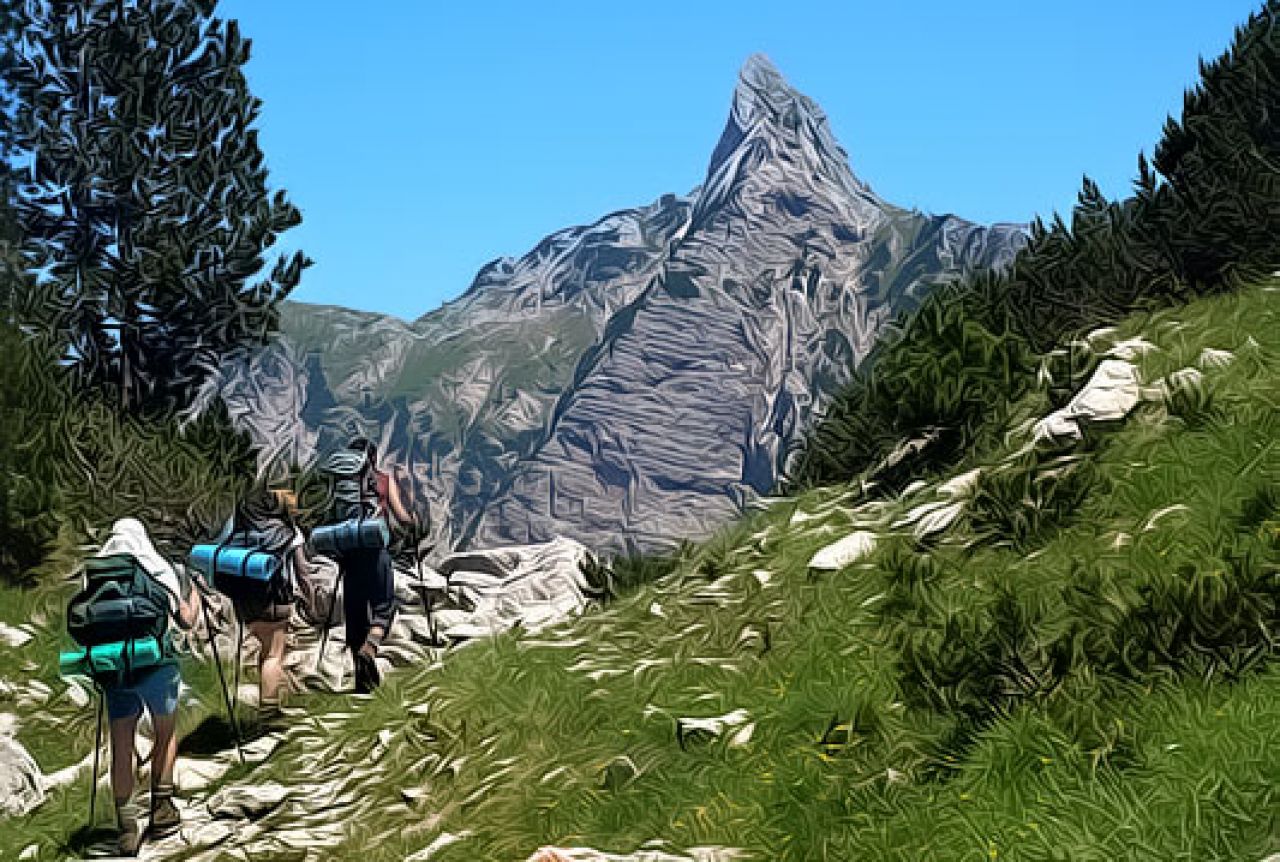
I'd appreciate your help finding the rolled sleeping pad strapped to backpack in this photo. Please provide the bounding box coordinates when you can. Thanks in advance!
[310,517,390,555]
[59,636,164,679]
[187,545,281,582]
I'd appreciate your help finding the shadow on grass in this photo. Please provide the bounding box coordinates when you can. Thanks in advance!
[178,713,248,757]
[64,824,120,859]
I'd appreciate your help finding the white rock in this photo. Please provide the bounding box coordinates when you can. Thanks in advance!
[1142,504,1191,532]
[1033,359,1142,447]
[894,501,966,539]
[900,480,929,497]
[0,623,33,649]
[1032,412,1084,448]
[64,678,91,709]
[0,735,44,818]
[676,709,752,747]
[175,756,233,792]
[1065,359,1143,423]
[434,537,602,642]
[807,532,877,571]
[937,468,982,500]
[1084,326,1120,347]
[207,782,288,820]
[726,722,756,748]
[0,712,18,737]
[1197,347,1234,370]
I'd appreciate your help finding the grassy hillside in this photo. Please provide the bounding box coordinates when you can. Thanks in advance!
[38,276,1263,862]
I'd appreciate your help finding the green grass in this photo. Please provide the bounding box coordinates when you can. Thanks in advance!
[3,282,1276,860]
[153,279,1275,861]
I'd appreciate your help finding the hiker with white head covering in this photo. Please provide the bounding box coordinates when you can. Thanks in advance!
[81,517,199,856]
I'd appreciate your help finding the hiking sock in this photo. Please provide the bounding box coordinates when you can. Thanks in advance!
[148,782,181,839]
[114,796,143,857]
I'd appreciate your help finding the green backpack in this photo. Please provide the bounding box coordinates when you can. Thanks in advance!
[64,554,173,685]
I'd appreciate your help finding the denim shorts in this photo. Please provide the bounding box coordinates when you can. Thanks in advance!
[105,663,181,722]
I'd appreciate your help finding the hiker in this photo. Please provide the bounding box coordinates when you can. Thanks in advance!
[213,481,315,731]
[319,437,414,694]
[81,518,199,856]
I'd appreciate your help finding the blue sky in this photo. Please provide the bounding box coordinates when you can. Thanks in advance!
[219,0,1262,321]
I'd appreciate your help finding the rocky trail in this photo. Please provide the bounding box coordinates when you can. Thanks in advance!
[5,538,607,861]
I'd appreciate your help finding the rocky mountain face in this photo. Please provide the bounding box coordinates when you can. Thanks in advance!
[199,55,1025,560]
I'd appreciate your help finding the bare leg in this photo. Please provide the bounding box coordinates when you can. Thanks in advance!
[110,713,144,854]
[109,713,139,805]
[149,712,178,790]
[248,619,289,705]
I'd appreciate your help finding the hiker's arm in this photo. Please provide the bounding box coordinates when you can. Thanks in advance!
[386,471,414,526]
[175,580,200,630]
[291,545,313,589]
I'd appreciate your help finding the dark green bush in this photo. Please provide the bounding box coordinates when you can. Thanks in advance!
[0,322,257,582]
[968,455,1101,550]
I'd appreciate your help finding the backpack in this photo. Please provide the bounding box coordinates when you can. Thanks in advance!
[323,450,383,522]
[65,554,173,684]
[213,511,296,610]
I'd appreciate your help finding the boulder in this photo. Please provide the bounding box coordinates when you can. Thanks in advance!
[434,537,606,641]
[0,735,44,818]
[808,531,876,570]
[1033,358,1142,448]
[675,708,754,749]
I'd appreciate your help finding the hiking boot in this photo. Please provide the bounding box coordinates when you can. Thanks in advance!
[148,784,181,840]
[115,797,143,857]
[353,649,381,694]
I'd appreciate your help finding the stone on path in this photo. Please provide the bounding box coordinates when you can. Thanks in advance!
[206,782,288,820]
[0,735,44,818]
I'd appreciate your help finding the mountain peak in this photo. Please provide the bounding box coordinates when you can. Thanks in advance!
[732,53,798,124]
[701,55,878,219]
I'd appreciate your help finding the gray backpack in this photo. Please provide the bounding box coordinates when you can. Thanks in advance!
[322,450,382,522]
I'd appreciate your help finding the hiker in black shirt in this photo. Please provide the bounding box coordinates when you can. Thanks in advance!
[324,437,414,693]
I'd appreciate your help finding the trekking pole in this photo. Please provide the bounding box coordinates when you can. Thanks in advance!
[232,618,243,713]
[414,520,437,645]
[196,587,245,765]
[314,565,346,675]
[88,686,104,826]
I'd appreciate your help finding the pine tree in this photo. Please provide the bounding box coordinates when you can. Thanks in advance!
[13,0,310,409]
[1154,0,1280,288]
